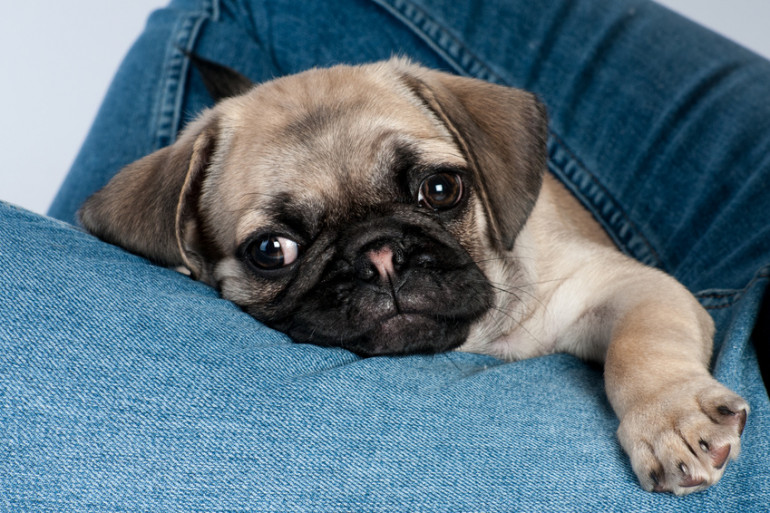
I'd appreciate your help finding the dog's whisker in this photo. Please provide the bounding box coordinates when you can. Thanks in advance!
[440,351,464,375]
[488,305,548,352]
[484,280,550,309]
[487,283,524,303]
[240,191,283,198]
[472,255,538,264]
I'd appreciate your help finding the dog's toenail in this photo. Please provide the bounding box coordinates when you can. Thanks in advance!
[681,476,706,488]
[650,471,665,492]
[738,409,747,435]
[717,405,735,416]
[712,445,731,469]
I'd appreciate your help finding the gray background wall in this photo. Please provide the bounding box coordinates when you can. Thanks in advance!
[2,0,769,215]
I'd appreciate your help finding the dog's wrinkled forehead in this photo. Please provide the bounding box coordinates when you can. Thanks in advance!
[204,64,466,243]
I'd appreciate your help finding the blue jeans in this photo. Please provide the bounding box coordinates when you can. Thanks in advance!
[3,0,769,511]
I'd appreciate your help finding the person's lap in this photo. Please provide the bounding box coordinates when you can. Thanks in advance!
[2,199,768,510]
[3,0,769,510]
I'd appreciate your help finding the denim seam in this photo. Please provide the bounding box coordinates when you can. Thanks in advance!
[546,131,663,268]
[153,0,219,149]
[369,0,499,83]
[697,265,770,310]
[369,0,662,269]
[701,269,770,311]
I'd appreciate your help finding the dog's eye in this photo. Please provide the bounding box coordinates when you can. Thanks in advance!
[417,172,464,211]
[245,235,300,270]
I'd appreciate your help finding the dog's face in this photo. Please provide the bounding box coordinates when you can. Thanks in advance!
[80,59,548,356]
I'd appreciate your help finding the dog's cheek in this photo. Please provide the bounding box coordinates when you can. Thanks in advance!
[447,198,492,266]
[212,257,281,313]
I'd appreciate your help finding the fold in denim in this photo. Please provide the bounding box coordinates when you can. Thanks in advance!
[1,0,763,510]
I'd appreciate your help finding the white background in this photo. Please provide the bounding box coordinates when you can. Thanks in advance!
[2,0,769,215]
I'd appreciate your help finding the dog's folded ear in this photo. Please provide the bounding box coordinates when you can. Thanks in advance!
[398,63,548,251]
[78,112,219,279]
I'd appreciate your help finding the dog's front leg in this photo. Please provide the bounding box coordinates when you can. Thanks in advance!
[602,273,748,495]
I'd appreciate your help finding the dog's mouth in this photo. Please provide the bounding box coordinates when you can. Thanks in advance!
[280,310,477,357]
[269,262,493,357]
[358,311,472,356]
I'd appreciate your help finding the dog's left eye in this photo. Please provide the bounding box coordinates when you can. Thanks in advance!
[417,172,464,211]
[244,234,300,270]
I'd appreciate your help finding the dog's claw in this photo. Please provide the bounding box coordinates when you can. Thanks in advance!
[711,444,731,469]
[680,476,706,488]
[717,406,748,434]
[650,471,665,493]
[677,464,704,488]
[737,409,748,435]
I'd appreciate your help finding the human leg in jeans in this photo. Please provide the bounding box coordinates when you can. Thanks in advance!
[3,0,766,510]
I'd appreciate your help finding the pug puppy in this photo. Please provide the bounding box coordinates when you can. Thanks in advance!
[79,57,748,495]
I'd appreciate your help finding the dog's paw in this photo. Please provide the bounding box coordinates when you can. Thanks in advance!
[617,378,748,495]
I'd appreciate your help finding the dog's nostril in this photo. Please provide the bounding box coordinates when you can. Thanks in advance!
[354,257,378,281]
[413,252,435,267]
[393,248,407,268]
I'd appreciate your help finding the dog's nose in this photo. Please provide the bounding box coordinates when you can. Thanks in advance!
[355,241,404,283]
[367,246,395,281]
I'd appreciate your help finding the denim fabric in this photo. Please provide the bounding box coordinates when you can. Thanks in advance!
[5,0,768,510]
[1,201,768,512]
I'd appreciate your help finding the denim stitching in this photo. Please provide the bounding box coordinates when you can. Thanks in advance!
[369,0,662,268]
[547,132,663,268]
[370,0,498,83]
[698,266,770,310]
[154,0,219,149]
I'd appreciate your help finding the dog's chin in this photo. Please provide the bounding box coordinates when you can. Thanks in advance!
[278,312,472,357]
[351,312,471,357]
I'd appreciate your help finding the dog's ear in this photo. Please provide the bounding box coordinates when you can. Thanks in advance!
[78,112,220,279]
[186,52,255,101]
[399,64,548,250]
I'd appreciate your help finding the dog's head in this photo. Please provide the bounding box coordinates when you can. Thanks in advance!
[79,58,547,356]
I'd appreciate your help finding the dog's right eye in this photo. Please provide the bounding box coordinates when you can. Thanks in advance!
[244,234,300,271]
